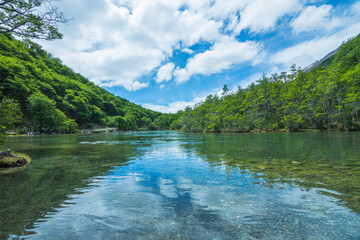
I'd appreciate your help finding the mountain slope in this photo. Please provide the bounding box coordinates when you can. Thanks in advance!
[0,34,172,132]
[303,48,339,72]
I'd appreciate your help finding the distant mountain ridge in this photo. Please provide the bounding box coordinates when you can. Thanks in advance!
[303,47,339,72]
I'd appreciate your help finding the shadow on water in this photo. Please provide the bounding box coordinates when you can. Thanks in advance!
[180,132,360,214]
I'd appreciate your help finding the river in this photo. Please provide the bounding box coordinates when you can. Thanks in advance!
[1,131,359,239]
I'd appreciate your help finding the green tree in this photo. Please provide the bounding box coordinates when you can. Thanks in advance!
[171,34,360,133]
[114,116,128,130]
[28,92,76,132]
[0,33,167,131]
[0,95,22,146]
[0,0,68,40]
[222,84,229,96]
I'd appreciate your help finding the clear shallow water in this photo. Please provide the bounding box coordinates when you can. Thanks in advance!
[1,131,360,239]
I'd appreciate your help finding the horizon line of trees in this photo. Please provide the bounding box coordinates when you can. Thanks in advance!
[171,34,360,132]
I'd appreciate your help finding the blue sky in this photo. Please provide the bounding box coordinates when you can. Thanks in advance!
[38,0,360,113]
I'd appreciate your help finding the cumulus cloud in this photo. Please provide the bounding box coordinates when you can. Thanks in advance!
[271,22,360,68]
[143,86,232,113]
[156,62,175,83]
[143,95,208,113]
[272,36,340,68]
[39,0,225,91]
[38,0,306,91]
[143,100,200,113]
[36,0,360,98]
[174,37,260,83]
[182,48,194,54]
[291,5,342,33]
[237,73,263,89]
[173,67,191,84]
[234,0,301,33]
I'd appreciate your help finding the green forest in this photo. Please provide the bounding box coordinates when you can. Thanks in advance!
[1,32,360,137]
[171,34,360,132]
[0,34,179,136]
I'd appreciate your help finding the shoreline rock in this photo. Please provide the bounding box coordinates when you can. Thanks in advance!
[0,149,31,169]
[7,127,122,136]
[80,128,119,134]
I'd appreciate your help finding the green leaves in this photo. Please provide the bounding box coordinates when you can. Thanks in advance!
[0,34,169,131]
[0,97,22,129]
[174,34,360,132]
[28,92,77,133]
[0,0,68,40]
[0,94,22,146]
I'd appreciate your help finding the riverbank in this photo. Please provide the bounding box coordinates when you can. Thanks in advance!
[0,149,31,169]
[6,127,122,136]
[6,127,355,137]
[183,128,351,133]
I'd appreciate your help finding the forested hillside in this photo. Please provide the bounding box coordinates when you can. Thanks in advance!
[0,34,173,133]
[173,34,360,132]
[1,32,359,135]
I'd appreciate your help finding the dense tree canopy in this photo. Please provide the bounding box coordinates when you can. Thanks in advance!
[28,92,77,133]
[0,91,22,145]
[1,29,359,135]
[0,34,172,133]
[0,0,68,40]
[172,35,360,132]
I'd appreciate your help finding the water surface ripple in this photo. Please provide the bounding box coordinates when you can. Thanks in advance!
[1,131,360,239]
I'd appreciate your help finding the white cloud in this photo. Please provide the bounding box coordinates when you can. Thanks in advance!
[182,48,194,54]
[237,73,263,89]
[234,0,301,33]
[205,0,247,20]
[174,37,260,83]
[38,0,306,91]
[291,5,343,33]
[156,62,175,83]
[130,81,150,91]
[36,0,360,98]
[272,36,338,68]
[173,67,191,84]
[39,0,225,91]
[143,85,232,113]
[353,1,360,15]
[143,95,208,113]
[143,99,199,113]
[271,23,360,69]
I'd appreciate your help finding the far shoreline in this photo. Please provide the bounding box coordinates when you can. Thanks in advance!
[5,127,358,137]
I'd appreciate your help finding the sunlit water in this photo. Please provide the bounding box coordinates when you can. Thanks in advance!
[1,131,360,239]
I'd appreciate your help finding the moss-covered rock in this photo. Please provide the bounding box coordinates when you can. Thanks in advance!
[0,149,31,168]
